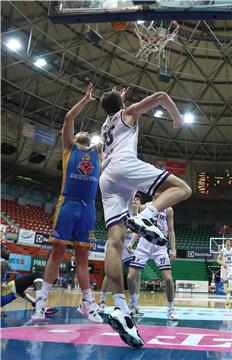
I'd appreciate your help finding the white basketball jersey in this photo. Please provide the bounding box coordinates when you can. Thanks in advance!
[101,109,138,170]
[153,209,168,238]
[222,248,232,267]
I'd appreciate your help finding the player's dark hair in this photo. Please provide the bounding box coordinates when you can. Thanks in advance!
[101,91,123,115]
[134,192,143,203]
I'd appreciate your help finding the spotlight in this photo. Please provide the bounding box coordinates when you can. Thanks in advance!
[34,58,47,68]
[6,38,21,51]
[91,135,101,145]
[184,113,194,123]
[154,110,163,118]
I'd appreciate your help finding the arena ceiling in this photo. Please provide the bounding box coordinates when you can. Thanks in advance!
[1,1,232,185]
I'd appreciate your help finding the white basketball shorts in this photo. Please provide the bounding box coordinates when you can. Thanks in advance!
[129,237,171,271]
[220,265,232,282]
[99,157,170,229]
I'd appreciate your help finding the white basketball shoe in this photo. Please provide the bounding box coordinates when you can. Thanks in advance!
[167,308,178,320]
[78,299,103,323]
[127,215,167,245]
[98,301,106,313]
[108,307,144,348]
[31,297,46,321]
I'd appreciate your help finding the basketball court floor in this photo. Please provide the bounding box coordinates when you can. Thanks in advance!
[1,289,232,360]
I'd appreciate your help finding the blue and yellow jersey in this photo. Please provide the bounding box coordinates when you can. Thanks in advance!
[61,144,100,203]
[1,280,16,307]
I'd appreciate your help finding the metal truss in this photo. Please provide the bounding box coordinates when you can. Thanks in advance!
[1,0,232,182]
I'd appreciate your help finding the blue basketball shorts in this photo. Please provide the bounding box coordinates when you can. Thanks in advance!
[49,197,96,247]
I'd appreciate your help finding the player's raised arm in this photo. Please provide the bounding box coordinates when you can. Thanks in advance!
[62,83,95,150]
[124,91,184,128]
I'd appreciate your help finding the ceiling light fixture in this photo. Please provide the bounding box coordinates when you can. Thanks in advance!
[154,110,163,118]
[6,38,21,51]
[91,135,101,145]
[184,113,194,123]
[34,58,47,68]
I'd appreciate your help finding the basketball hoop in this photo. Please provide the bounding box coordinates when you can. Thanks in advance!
[111,22,128,31]
[133,20,179,61]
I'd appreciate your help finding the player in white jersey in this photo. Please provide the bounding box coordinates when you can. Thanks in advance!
[99,87,191,348]
[98,194,143,312]
[217,239,232,308]
[127,199,177,320]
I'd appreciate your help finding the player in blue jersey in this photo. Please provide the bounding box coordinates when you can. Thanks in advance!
[32,84,102,323]
[1,243,48,315]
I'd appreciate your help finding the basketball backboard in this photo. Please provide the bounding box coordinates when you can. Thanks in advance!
[209,237,230,254]
[49,0,232,23]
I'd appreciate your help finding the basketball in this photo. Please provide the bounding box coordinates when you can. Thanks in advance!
[111,22,128,31]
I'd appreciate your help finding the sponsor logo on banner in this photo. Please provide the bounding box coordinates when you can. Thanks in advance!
[35,232,50,245]
[22,121,56,146]
[32,257,67,271]
[156,160,186,175]
[18,229,35,245]
[187,250,213,259]
[89,243,105,261]
[91,243,105,252]
[8,253,31,271]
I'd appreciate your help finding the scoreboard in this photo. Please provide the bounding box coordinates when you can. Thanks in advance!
[197,170,232,197]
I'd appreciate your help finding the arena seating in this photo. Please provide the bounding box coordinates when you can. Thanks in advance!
[95,222,217,250]
[95,221,107,242]
[0,216,18,234]
[1,199,218,251]
[175,224,217,250]
[1,199,53,234]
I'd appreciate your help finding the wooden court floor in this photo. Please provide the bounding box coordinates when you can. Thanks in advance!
[1,288,232,360]
[2,287,228,311]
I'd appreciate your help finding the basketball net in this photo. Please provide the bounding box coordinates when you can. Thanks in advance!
[133,20,179,61]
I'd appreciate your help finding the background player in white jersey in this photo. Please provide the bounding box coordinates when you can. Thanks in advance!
[98,193,143,312]
[127,199,177,319]
[100,87,191,348]
[217,239,232,308]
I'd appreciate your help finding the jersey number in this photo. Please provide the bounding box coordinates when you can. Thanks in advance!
[160,257,166,265]
[103,125,115,151]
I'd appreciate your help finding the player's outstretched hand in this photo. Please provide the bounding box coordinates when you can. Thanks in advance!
[112,86,130,101]
[85,83,95,102]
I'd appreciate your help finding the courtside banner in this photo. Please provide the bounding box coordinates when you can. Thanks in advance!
[18,229,35,245]
[8,253,32,271]
[156,160,186,175]
[187,250,213,259]
[31,257,67,272]
[35,232,50,246]
[91,243,105,252]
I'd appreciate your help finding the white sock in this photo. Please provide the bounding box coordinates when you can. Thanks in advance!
[168,301,174,310]
[38,282,52,300]
[113,294,130,315]
[82,288,93,302]
[140,204,158,219]
[100,292,108,303]
[130,293,138,306]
